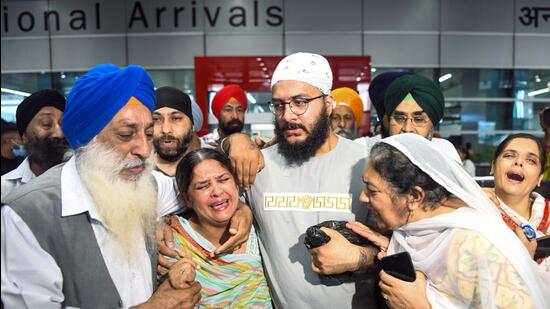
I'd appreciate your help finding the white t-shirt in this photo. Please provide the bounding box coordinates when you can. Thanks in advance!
[247,136,378,309]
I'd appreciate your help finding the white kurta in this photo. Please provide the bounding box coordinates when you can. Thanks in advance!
[1,157,35,201]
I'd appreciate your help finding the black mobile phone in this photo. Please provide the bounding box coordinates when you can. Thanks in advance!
[380,251,416,282]
[535,234,550,260]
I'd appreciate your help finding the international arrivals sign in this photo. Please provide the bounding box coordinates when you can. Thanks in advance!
[1,0,284,36]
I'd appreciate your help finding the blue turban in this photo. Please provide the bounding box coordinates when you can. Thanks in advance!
[62,64,155,149]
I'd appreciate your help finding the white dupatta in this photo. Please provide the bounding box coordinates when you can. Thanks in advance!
[382,133,549,308]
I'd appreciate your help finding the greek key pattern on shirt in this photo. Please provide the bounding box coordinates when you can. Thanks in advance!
[263,193,352,212]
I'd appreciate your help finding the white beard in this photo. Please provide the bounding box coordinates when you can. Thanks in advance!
[75,140,158,263]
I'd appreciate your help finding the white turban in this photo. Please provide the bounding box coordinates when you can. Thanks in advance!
[271,52,333,95]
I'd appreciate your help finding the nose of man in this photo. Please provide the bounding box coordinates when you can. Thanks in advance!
[401,119,416,133]
[131,134,153,160]
[51,123,65,138]
[281,104,299,123]
[160,119,172,134]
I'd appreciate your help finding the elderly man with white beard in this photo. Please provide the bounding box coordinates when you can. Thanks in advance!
[0,64,252,308]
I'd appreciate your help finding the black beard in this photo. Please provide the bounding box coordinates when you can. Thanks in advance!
[219,119,244,135]
[26,136,69,170]
[154,130,193,163]
[274,108,330,167]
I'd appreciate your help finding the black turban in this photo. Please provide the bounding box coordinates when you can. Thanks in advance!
[385,74,444,126]
[16,89,65,136]
[155,87,194,125]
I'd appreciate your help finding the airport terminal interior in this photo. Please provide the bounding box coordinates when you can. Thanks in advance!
[2,0,549,176]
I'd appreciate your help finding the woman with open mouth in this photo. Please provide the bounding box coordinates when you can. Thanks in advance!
[163,148,272,308]
[347,133,548,308]
[491,133,549,270]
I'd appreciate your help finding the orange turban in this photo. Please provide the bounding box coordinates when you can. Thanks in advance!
[331,87,364,126]
[211,84,247,119]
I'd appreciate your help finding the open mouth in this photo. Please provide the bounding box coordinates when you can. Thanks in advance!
[161,139,177,146]
[210,199,230,211]
[506,171,525,183]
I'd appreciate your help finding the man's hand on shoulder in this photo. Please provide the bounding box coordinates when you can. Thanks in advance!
[222,133,264,189]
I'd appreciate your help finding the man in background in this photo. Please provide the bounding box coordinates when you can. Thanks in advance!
[190,100,204,150]
[201,84,247,148]
[367,71,412,138]
[153,86,196,177]
[1,90,68,200]
[330,87,364,139]
[1,120,23,175]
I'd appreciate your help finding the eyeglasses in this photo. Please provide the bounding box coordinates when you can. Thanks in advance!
[268,94,325,116]
[390,113,429,127]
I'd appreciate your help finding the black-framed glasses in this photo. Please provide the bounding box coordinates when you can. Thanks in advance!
[268,94,325,116]
[390,113,429,127]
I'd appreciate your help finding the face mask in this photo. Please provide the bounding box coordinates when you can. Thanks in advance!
[12,144,26,158]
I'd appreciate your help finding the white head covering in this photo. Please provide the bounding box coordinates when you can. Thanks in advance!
[381,133,549,308]
[191,100,203,133]
[271,52,333,95]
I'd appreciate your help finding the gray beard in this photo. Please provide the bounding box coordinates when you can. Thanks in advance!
[75,139,158,263]
[333,126,356,139]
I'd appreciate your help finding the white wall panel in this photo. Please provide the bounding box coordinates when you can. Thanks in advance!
[50,36,126,71]
[285,33,362,55]
[127,34,204,68]
[205,33,282,56]
[514,35,550,69]
[364,33,439,67]
[440,34,513,68]
[363,0,439,31]
[285,0,362,31]
[441,0,514,32]
[1,0,549,71]
[1,38,51,72]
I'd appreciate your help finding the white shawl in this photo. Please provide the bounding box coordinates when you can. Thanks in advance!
[383,133,549,308]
